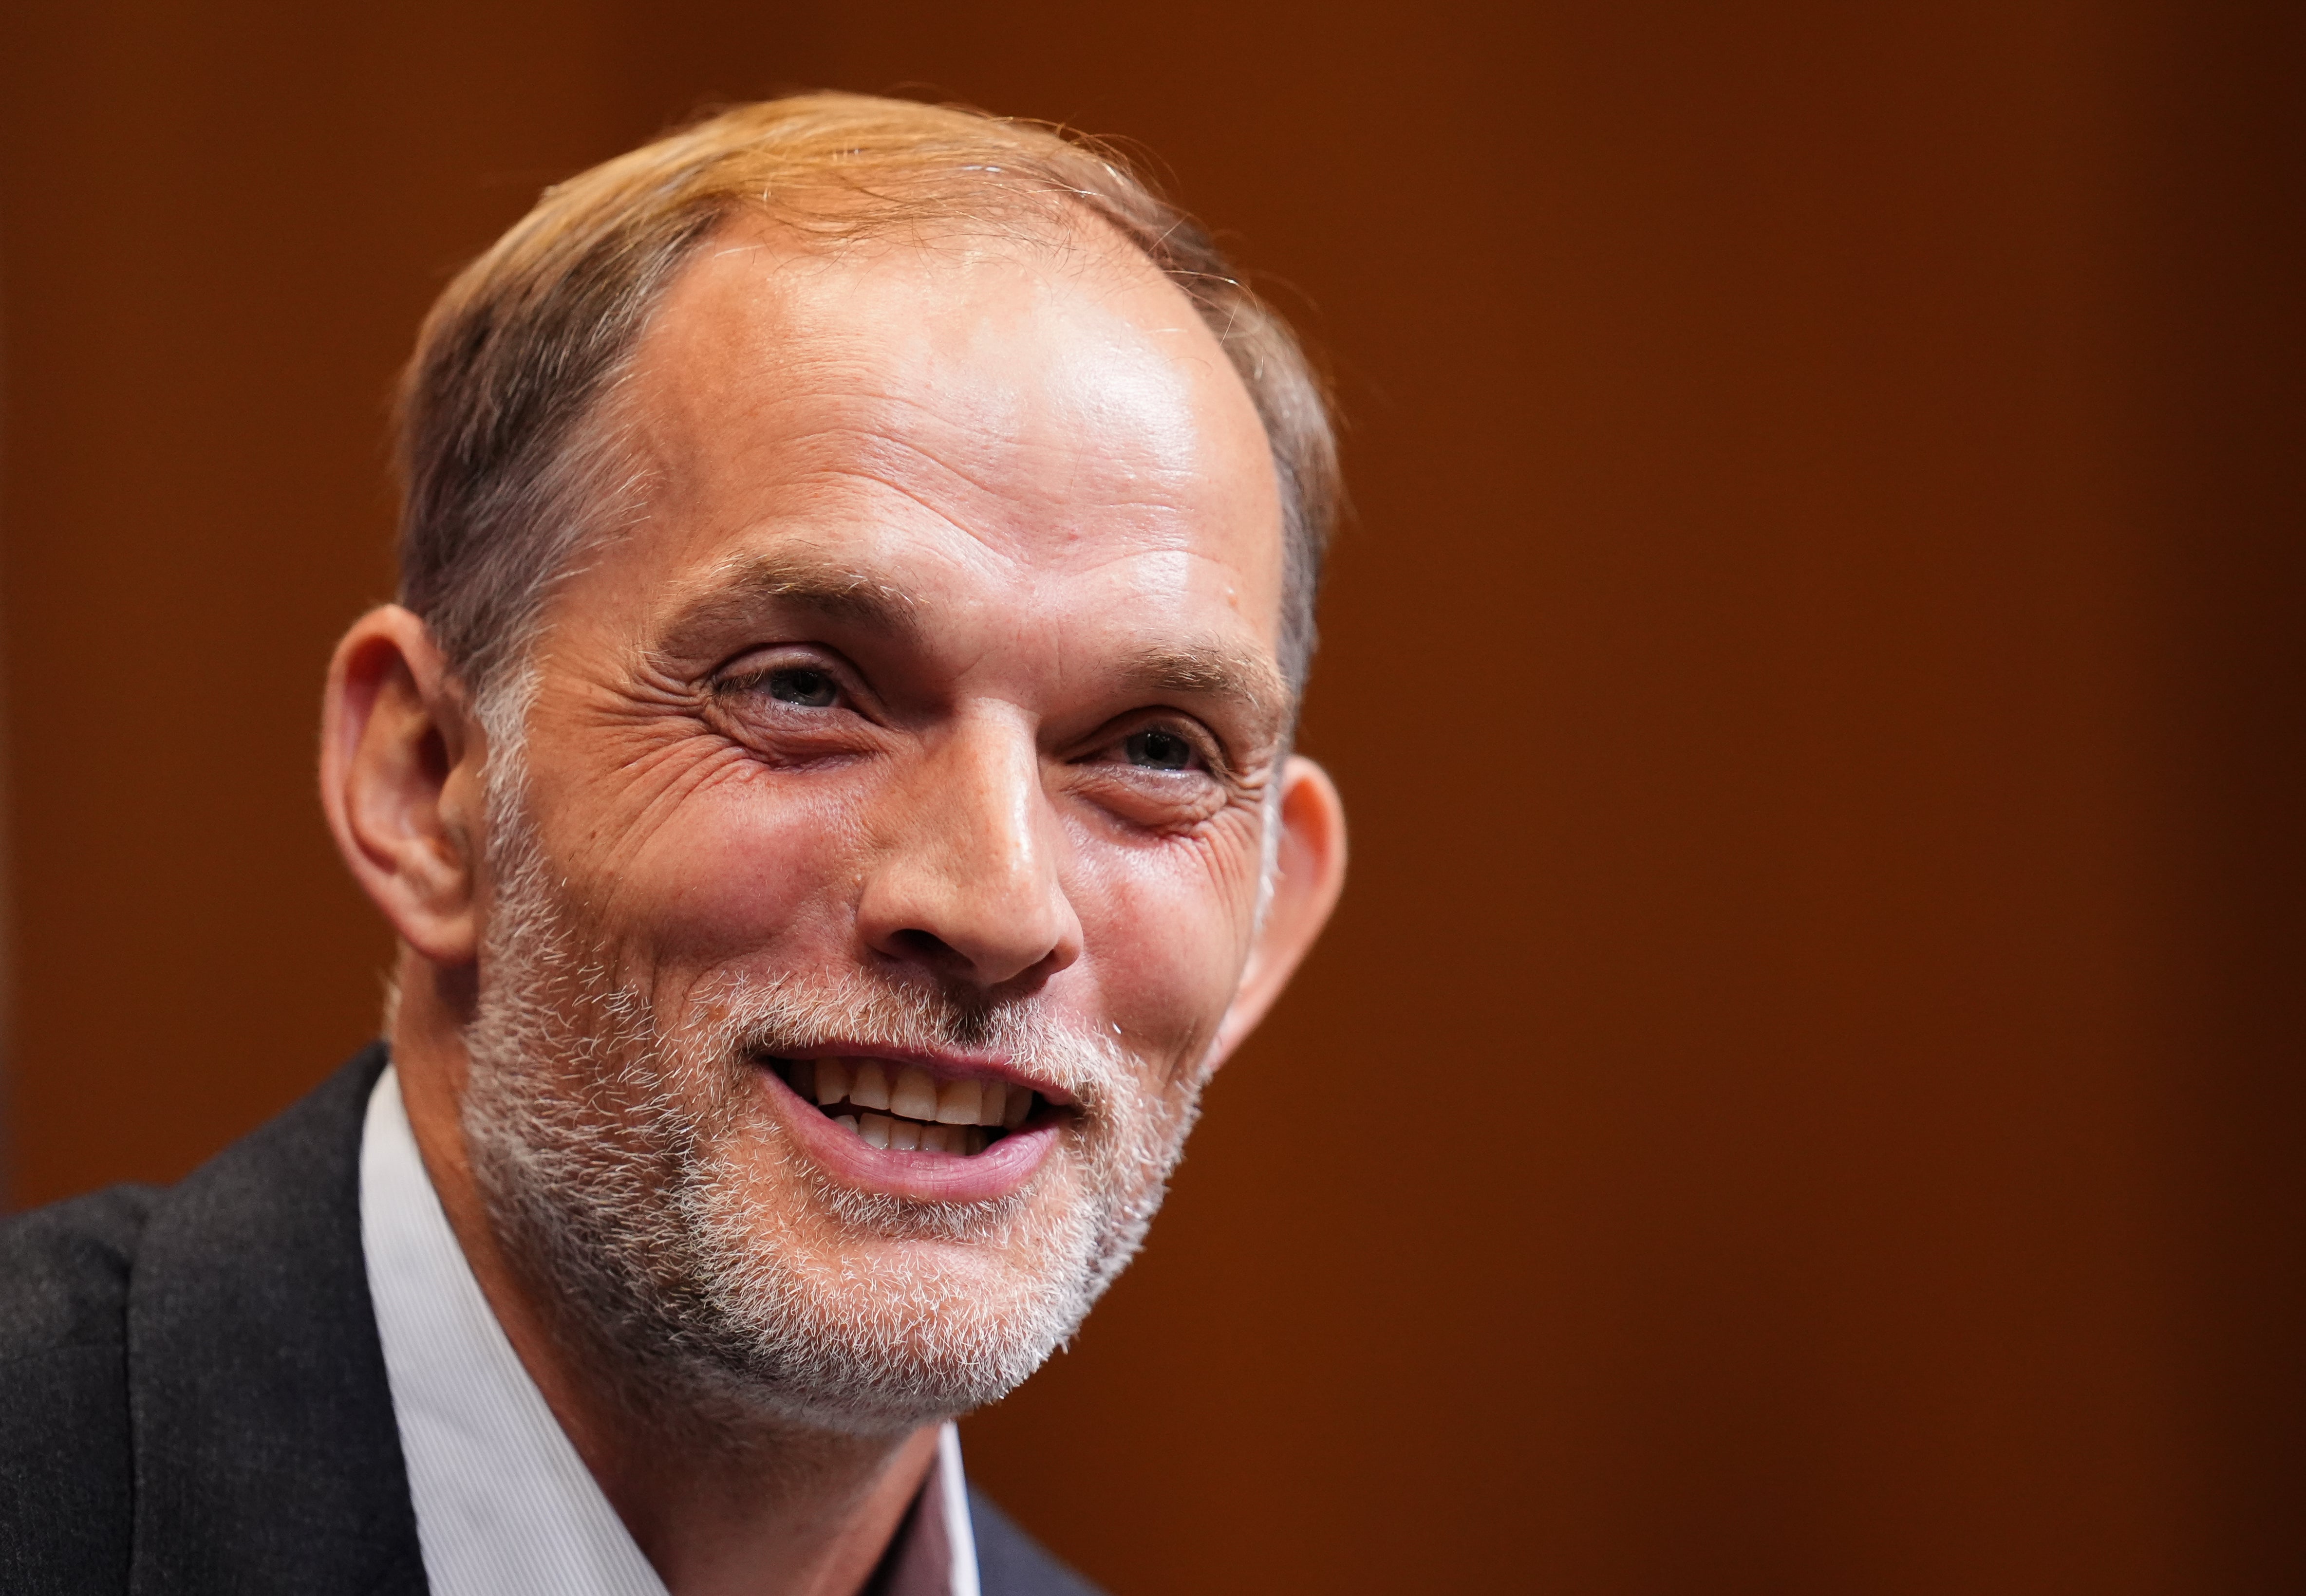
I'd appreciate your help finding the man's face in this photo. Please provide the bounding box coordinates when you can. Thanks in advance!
[463,219,1292,1426]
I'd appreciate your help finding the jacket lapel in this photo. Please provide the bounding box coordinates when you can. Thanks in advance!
[126,1043,427,1594]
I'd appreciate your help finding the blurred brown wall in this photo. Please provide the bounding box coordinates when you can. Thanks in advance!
[2,3,2299,1592]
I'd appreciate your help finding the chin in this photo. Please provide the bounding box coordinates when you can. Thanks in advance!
[656,1142,1114,1431]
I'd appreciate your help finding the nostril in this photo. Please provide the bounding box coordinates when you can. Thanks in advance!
[887,928,959,963]
[865,893,1077,989]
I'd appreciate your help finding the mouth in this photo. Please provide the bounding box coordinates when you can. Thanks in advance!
[760,1055,1062,1159]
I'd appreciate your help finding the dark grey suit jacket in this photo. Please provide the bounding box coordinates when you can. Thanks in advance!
[0,1046,1101,1595]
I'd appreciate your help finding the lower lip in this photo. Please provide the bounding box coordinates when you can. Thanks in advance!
[757,1066,1061,1202]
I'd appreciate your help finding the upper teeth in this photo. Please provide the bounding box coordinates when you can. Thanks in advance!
[794,1058,1033,1134]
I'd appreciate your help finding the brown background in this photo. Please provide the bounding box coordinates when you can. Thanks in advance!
[2,3,2299,1592]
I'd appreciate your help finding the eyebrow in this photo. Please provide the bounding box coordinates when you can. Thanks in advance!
[661,551,923,648]
[1116,643,1291,749]
[661,549,1292,744]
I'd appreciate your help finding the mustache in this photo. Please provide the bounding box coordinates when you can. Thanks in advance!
[684,968,1121,1108]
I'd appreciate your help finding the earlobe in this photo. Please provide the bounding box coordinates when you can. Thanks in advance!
[1208,755,1348,1068]
[319,605,489,966]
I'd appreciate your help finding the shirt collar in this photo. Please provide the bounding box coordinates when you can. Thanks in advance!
[359,1063,977,1596]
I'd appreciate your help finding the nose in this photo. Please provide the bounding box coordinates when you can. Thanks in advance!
[855,713,1083,992]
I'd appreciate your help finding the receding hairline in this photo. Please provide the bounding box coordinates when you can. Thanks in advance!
[395,93,1337,720]
[629,202,1274,413]
[676,200,1248,324]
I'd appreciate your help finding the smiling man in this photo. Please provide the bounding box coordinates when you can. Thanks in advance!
[0,95,1344,1596]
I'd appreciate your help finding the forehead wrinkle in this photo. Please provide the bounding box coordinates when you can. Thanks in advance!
[744,422,1222,593]
[788,464,1211,586]
[763,393,1215,537]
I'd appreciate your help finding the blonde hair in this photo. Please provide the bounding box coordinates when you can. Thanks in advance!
[395,92,1339,708]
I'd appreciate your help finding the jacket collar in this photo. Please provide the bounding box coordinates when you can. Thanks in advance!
[126,1043,426,1594]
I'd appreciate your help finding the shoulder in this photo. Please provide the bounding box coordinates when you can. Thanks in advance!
[0,1180,160,1351]
[0,1045,411,1595]
[0,1182,162,1593]
[971,1489,1108,1596]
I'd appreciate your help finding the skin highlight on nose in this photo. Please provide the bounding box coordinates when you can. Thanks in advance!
[856,714,1084,992]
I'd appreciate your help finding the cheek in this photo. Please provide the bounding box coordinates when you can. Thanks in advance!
[1071,827,1264,1056]
[594,766,869,970]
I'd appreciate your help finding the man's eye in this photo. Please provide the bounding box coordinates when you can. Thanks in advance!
[767,667,840,708]
[1123,728,1197,771]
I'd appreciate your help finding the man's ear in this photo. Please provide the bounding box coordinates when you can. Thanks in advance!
[319,604,491,967]
[1208,754,1348,1068]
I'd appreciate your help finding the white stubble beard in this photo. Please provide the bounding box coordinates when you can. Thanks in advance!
[455,773,1209,1440]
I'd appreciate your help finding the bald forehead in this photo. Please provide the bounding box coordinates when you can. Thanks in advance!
[616,217,1287,622]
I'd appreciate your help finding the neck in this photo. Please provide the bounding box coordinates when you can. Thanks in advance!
[389,950,941,1596]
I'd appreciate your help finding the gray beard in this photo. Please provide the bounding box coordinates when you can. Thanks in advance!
[456,791,1200,1440]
